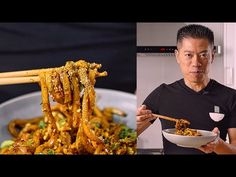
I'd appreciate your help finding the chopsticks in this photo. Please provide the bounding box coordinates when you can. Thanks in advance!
[0,68,50,85]
[0,69,42,78]
[0,65,107,86]
[152,113,191,125]
[0,76,40,85]
[152,113,178,122]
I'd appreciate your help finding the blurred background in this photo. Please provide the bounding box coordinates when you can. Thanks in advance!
[0,23,136,103]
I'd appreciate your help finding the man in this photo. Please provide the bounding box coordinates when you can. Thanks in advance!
[137,24,236,154]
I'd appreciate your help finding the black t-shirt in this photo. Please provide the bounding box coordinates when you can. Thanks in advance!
[143,79,236,154]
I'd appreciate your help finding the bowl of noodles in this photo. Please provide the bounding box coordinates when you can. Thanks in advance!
[0,60,136,155]
[0,88,136,154]
[162,128,217,148]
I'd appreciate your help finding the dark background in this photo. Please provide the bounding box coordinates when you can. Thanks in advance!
[0,23,136,103]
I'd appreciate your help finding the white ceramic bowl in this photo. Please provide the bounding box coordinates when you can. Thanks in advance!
[162,128,217,148]
[209,112,224,122]
[0,88,136,143]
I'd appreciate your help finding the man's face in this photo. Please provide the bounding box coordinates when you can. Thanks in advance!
[175,37,215,84]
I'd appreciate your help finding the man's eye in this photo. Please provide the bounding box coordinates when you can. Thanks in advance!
[200,53,208,58]
[185,54,192,57]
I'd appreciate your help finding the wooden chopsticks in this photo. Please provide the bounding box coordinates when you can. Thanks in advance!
[152,113,178,122]
[0,69,41,78]
[0,76,40,85]
[0,68,50,85]
[152,113,191,125]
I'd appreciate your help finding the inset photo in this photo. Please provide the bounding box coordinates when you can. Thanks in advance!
[137,23,236,154]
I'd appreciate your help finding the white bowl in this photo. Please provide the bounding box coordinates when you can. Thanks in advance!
[162,128,217,148]
[209,112,224,122]
[0,88,136,143]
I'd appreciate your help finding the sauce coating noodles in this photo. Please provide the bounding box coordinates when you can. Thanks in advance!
[175,119,201,136]
[0,60,136,154]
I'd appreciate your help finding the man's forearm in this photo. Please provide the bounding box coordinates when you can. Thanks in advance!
[137,121,152,136]
[215,139,236,154]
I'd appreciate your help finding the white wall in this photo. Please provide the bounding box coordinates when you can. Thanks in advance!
[137,23,224,149]
[224,23,236,89]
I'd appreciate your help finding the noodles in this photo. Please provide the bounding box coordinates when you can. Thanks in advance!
[0,60,136,154]
[175,119,201,136]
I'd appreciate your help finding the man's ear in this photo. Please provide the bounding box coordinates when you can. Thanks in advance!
[175,49,180,64]
[211,50,215,64]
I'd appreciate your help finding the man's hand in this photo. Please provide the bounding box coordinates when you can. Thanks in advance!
[198,127,222,153]
[137,105,154,125]
[136,105,155,136]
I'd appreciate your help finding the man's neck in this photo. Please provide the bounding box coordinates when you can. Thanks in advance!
[184,78,210,92]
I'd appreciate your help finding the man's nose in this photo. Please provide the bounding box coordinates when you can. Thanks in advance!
[192,55,202,67]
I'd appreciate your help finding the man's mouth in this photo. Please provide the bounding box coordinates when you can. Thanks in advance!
[190,70,203,73]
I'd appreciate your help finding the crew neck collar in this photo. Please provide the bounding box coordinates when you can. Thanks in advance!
[178,79,214,95]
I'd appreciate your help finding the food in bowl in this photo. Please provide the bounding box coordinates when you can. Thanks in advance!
[0,60,137,155]
[175,119,201,136]
[162,128,217,148]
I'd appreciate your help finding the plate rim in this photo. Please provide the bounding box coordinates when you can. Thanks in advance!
[162,128,217,137]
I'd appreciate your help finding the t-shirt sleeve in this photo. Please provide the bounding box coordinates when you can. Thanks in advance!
[229,93,236,128]
[142,85,163,124]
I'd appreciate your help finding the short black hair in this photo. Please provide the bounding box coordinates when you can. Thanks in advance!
[177,24,214,48]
